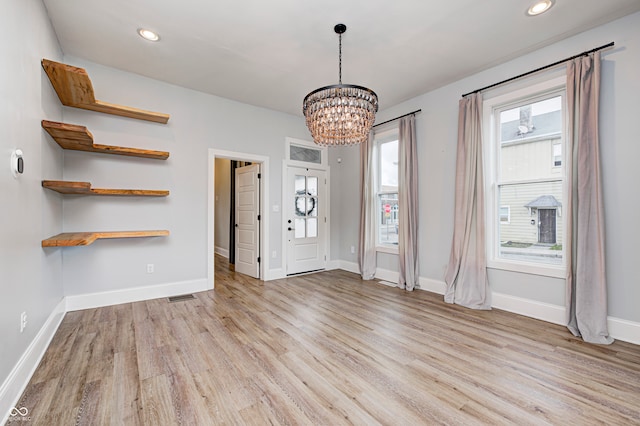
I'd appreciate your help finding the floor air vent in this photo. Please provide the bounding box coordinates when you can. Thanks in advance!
[168,294,195,303]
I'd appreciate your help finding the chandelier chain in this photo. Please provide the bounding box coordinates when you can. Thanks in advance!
[338,33,342,84]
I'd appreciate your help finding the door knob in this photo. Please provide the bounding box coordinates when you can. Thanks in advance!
[287,219,292,223]
[288,227,293,231]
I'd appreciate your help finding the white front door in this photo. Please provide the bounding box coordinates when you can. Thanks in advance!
[286,166,327,275]
[235,164,260,278]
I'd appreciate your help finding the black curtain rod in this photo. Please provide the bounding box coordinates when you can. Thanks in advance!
[373,109,422,128]
[461,41,614,98]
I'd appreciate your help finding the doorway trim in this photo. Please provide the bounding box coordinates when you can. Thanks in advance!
[208,149,270,288]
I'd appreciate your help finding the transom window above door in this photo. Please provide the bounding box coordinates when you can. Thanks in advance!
[286,137,327,167]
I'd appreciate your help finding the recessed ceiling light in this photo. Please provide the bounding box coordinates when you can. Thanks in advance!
[526,0,555,16]
[137,28,160,42]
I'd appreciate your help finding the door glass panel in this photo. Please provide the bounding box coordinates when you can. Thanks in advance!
[295,218,306,238]
[295,196,306,217]
[295,175,305,193]
[307,218,318,238]
[307,177,318,196]
[307,197,318,217]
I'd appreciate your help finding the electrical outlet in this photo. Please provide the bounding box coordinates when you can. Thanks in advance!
[147,264,154,274]
[350,245,355,254]
[20,312,27,333]
[272,250,277,258]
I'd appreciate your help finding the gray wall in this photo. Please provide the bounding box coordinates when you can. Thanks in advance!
[328,145,360,264]
[0,0,64,394]
[59,56,310,295]
[332,12,640,322]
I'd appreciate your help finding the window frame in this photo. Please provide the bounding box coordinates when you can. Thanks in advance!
[373,124,400,253]
[484,76,567,278]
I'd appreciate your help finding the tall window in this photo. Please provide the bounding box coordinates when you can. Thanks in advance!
[374,126,399,250]
[485,77,566,277]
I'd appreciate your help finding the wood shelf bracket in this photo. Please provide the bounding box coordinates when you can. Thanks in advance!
[42,230,170,247]
[41,58,170,124]
[41,120,170,160]
[42,180,169,197]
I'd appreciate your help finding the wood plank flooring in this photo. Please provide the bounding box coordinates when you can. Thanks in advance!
[9,256,640,425]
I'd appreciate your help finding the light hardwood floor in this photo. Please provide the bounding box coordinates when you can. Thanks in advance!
[9,256,640,425]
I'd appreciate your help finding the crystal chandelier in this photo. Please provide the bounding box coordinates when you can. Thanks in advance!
[303,24,378,146]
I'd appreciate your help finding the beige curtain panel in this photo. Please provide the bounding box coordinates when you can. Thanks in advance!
[358,131,377,280]
[565,52,613,344]
[398,116,419,290]
[444,93,491,309]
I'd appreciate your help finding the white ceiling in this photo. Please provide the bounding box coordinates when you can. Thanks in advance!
[42,0,640,117]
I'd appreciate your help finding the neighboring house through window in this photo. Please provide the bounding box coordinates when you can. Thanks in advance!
[484,76,566,277]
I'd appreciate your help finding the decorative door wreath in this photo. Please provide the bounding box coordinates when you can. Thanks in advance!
[295,190,316,216]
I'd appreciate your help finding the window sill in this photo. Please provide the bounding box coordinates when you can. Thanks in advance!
[487,259,565,279]
[376,245,399,255]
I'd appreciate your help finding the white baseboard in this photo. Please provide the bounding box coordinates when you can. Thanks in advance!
[326,260,341,271]
[65,278,210,311]
[418,277,447,294]
[338,260,360,274]
[375,267,399,284]
[264,268,285,281]
[608,317,640,345]
[0,298,66,425]
[490,293,640,344]
[214,246,229,258]
[492,292,566,325]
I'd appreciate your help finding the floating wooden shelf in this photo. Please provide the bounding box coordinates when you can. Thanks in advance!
[41,59,170,124]
[42,180,169,197]
[42,230,170,247]
[41,120,169,160]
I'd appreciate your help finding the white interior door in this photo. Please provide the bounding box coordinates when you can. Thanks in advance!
[235,164,260,278]
[286,166,327,275]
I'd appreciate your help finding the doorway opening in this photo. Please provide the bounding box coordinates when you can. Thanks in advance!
[208,149,270,288]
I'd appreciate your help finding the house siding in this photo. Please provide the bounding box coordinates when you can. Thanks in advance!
[500,180,563,244]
